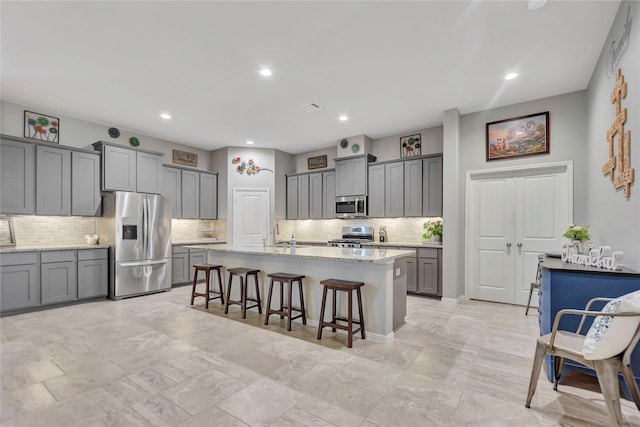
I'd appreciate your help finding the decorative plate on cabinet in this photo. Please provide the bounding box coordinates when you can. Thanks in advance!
[351,143,360,154]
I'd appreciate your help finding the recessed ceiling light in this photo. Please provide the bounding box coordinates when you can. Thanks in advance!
[339,115,348,121]
[259,68,272,77]
[505,72,518,80]
[526,0,547,11]
[246,140,254,145]
[160,113,171,120]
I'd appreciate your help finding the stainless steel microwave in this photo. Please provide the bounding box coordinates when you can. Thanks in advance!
[335,196,367,218]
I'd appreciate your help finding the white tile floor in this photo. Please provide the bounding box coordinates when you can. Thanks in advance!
[1,286,639,426]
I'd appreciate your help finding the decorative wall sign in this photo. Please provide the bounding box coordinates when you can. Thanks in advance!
[607,5,632,79]
[307,155,327,170]
[400,134,421,158]
[173,149,198,167]
[231,157,273,175]
[486,112,549,161]
[561,244,624,271]
[602,68,634,198]
[24,111,59,143]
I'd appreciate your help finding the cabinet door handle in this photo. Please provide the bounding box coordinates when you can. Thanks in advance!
[506,242,512,248]
[517,243,523,248]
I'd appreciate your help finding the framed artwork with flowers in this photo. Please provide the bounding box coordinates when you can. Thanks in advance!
[400,133,421,158]
[486,111,549,161]
[24,111,60,143]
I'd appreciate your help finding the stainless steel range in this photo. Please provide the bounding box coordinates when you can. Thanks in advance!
[327,226,374,248]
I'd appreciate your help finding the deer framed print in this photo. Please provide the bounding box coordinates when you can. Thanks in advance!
[486,111,549,161]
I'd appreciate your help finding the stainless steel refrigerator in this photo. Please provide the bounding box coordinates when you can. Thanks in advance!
[98,191,172,299]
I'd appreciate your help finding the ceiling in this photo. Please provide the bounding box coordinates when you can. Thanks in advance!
[1,1,620,154]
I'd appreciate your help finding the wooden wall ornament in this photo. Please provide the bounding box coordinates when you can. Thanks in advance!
[603,68,634,197]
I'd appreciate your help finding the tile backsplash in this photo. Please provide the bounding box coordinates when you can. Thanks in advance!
[8,215,97,246]
[171,219,227,242]
[277,217,442,243]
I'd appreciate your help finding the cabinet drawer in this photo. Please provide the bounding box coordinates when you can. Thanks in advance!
[418,248,438,258]
[41,250,76,263]
[172,246,188,255]
[0,252,39,266]
[78,248,108,261]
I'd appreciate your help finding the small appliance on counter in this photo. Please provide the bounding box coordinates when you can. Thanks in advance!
[327,226,374,248]
[379,226,387,242]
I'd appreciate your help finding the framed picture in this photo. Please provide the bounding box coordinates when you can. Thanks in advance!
[0,218,16,247]
[24,111,60,143]
[486,111,549,161]
[308,155,328,170]
[400,133,421,158]
[173,149,198,167]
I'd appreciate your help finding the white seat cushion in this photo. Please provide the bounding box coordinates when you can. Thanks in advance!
[583,290,640,360]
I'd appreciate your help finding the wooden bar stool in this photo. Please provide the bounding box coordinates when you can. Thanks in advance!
[317,278,365,348]
[224,267,262,319]
[190,264,224,309]
[264,273,307,331]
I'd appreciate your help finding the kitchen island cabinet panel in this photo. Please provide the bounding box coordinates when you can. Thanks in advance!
[199,172,218,220]
[41,250,77,305]
[309,173,323,219]
[36,145,71,215]
[72,151,102,216]
[0,138,36,214]
[181,170,200,219]
[322,170,336,218]
[406,257,417,293]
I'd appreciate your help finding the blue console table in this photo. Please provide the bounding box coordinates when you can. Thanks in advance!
[539,257,640,396]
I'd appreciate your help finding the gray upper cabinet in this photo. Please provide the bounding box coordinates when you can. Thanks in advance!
[37,145,71,215]
[199,172,218,220]
[181,170,200,219]
[423,155,443,217]
[102,144,137,192]
[335,156,369,196]
[72,151,101,216]
[385,162,404,217]
[309,173,323,219]
[0,138,35,214]
[322,170,336,219]
[404,159,423,217]
[162,166,182,218]
[136,152,163,194]
[297,174,310,220]
[286,175,298,219]
[368,164,385,218]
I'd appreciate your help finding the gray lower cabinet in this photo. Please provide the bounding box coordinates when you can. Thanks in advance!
[416,248,441,297]
[72,151,102,216]
[188,250,207,282]
[171,246,190,285]
[200,172,218,220]
[406,257,417,292]
[181,170,200,219]
[322,170,336,218]
[36,145,71,215]
[404,159,423,217]
[0,252,40,311]
[286,175,298,219]
[423,156,443,217]
[0,138,36,214]
[368,164,385,217]
[77,249,108,299]
[297,174,310,219]
[41,251,77,305]
[163,166,182,218]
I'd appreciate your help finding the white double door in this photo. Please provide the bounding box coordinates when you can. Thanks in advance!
[466,163,572,305]
[232,188,270,249]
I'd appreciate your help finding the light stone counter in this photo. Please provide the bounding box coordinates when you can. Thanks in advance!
[0,244,109,253]
[186,244,415,342]
[362,241,443,249]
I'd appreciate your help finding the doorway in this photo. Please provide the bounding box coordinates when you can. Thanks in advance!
[232,188,270,249]
[465,162,573,305]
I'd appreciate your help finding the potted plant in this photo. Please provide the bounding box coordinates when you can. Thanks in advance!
[562,224,591,254]
[423,218,443,243]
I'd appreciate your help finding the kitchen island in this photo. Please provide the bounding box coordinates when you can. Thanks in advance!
[185,244,415,342]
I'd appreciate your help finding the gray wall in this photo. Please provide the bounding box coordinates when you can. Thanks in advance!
[275,150,295,220]
[2,100,212,171]
[586,1,639,269]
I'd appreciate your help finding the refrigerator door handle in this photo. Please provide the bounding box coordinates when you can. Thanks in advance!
[119,260,170,267]
[143,196,149,259]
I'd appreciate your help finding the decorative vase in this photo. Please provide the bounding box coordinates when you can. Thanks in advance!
[433,235,442,243]
[570,240,590,255]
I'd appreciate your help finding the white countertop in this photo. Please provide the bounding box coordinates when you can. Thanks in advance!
[172,240,226,245]
[0,244,110,253]
[362,241,443,249]
[185,243,416,264]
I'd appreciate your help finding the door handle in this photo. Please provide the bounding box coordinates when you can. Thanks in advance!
[506,242,512,248]
[517,243,523,248]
